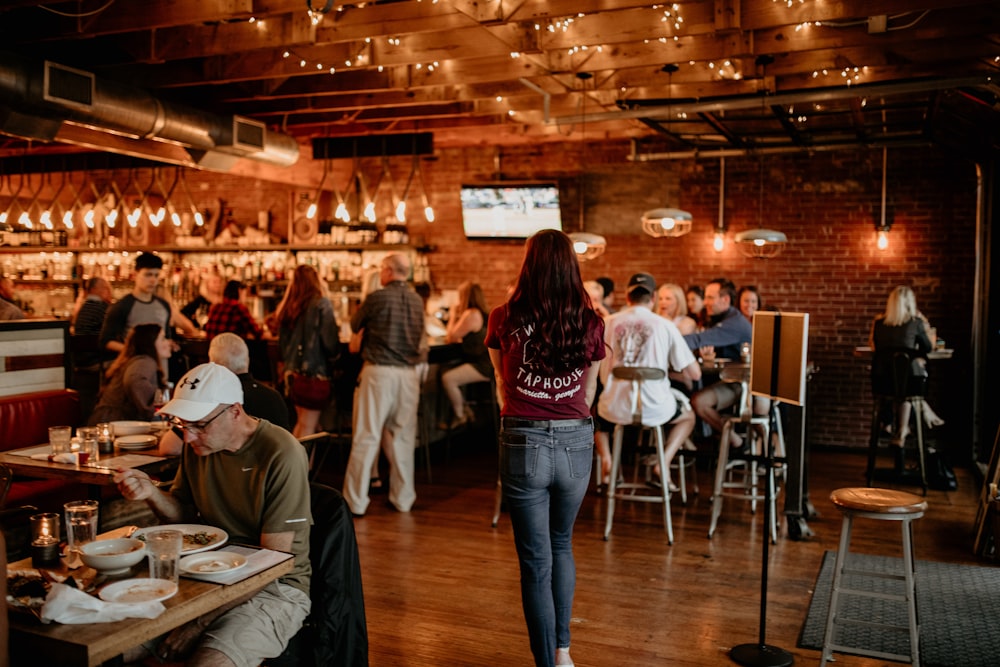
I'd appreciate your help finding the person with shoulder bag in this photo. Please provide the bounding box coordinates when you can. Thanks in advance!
[275,264,340,438]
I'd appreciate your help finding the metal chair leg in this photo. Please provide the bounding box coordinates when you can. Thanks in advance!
[603,425,625,541]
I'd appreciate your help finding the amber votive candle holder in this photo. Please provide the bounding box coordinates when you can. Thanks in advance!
[30,512,61,566]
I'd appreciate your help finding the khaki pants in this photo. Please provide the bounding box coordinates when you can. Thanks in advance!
[344,363,419,514]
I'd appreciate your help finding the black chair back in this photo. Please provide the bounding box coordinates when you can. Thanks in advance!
[268,483,369,667]
[871,348,928,398]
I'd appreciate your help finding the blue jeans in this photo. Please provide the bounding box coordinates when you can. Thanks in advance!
[500,419,594,667]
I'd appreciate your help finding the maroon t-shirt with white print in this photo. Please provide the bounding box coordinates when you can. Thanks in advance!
[485,304,605,420]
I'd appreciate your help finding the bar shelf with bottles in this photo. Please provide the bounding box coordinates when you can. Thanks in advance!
[1,244,431,324]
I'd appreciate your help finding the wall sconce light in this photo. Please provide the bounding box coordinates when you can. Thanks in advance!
[641,207,693,238]
[569,232,606,261]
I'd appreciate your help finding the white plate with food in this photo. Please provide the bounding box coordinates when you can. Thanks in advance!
[115,434,158,450]
[110,420,152,436]
[179,551,247,575]
[133,524,228,555]
[99,578,177,603]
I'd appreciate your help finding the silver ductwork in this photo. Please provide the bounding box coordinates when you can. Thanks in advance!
[0,52,299,168]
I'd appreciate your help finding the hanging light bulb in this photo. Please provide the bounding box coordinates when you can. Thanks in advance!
[875,146,892,251]
[713,231,725,252]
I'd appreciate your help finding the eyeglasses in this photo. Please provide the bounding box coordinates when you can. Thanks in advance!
[169,405,232,434]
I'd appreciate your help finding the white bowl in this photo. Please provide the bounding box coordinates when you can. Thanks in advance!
[79,538,146,574]
[110,421,151,436]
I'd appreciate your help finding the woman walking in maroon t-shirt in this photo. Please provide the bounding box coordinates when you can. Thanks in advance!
[485,230,606,667]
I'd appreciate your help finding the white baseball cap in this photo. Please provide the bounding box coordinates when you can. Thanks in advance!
[158,362,244,422]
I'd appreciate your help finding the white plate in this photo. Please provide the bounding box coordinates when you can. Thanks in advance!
[110,421,151,436]
[99,578,177,603]
[133,524,228,555]
[180,551,247,575]
[115,434,158,450]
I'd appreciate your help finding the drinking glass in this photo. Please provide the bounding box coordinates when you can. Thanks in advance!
[64,499,99,554]
[75,427,98,463]
[145,529,183,584]
[49,425,72,455]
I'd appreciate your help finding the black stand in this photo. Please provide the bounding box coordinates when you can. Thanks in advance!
[730,404,793,667]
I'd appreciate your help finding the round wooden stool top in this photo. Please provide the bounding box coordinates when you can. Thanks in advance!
[830,487,928,516]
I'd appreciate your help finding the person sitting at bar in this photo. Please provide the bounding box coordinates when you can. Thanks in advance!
[869,285,940,444]
[737,284,762,323]
[114,362,311,666]
[440,281,491,429]
[0,276,24,320]
[595,276,617,314]
[181,272,224,329]
[686,284,707,330]
[683,278,753,449]
[657,282,697,335]
[157,333,291,455]
[88,323,172,425]
[204,279,263,341]
[596,273,701,489]
[70,277,112,335]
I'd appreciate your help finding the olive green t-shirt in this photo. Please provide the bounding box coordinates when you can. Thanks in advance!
[170,420,312,593]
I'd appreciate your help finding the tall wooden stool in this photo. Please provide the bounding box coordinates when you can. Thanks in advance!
[707,365,781,542]
[603,367,674,544]
[820,487,928,667]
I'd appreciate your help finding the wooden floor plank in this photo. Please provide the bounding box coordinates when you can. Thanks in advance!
[315,437,983,666]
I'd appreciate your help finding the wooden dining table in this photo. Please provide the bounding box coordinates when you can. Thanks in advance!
[7,528,294,667]
[0,444,177,495]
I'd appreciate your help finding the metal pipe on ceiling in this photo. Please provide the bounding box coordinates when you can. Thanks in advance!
[0,52,299,169]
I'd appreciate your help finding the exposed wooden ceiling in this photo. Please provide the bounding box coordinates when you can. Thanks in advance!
[1,0,998,167]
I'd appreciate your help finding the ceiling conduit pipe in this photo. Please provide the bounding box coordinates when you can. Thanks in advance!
[0,52,299,168]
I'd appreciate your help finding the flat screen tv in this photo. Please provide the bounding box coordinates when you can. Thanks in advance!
[460,183,562,239]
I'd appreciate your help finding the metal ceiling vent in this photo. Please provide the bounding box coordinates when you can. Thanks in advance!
[233,116,266,152]
[42,61,95,110]
[0,52,298,168]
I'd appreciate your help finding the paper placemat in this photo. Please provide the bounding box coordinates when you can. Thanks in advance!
[181,546,293,586]
[9,447,164,472]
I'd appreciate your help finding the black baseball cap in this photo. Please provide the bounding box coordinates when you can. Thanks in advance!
[627,273,656,295]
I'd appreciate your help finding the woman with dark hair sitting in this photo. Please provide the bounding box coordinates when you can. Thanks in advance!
[486,229,606,667]
[89,323,172,424]
[440,281,491,428]
[204,279,263,340]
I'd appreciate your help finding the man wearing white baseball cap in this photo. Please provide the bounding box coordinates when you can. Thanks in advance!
[114,362,312,666]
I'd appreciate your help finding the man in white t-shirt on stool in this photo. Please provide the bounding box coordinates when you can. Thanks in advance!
[596,273,701,490]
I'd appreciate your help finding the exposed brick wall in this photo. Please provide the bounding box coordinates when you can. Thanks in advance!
[412,144,978,453]
[182,142,977,454]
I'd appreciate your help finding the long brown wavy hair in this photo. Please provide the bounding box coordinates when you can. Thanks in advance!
[275,264,324,330]
[507,229,600,375]
[105,323,166,388]
[458,281,489,317]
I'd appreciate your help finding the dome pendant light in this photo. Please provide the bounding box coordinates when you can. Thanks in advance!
[642,207,693,238]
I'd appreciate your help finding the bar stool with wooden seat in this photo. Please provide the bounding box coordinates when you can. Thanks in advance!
[707,363,780,542]
[603,366,674,544]
[820,487,928,667]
